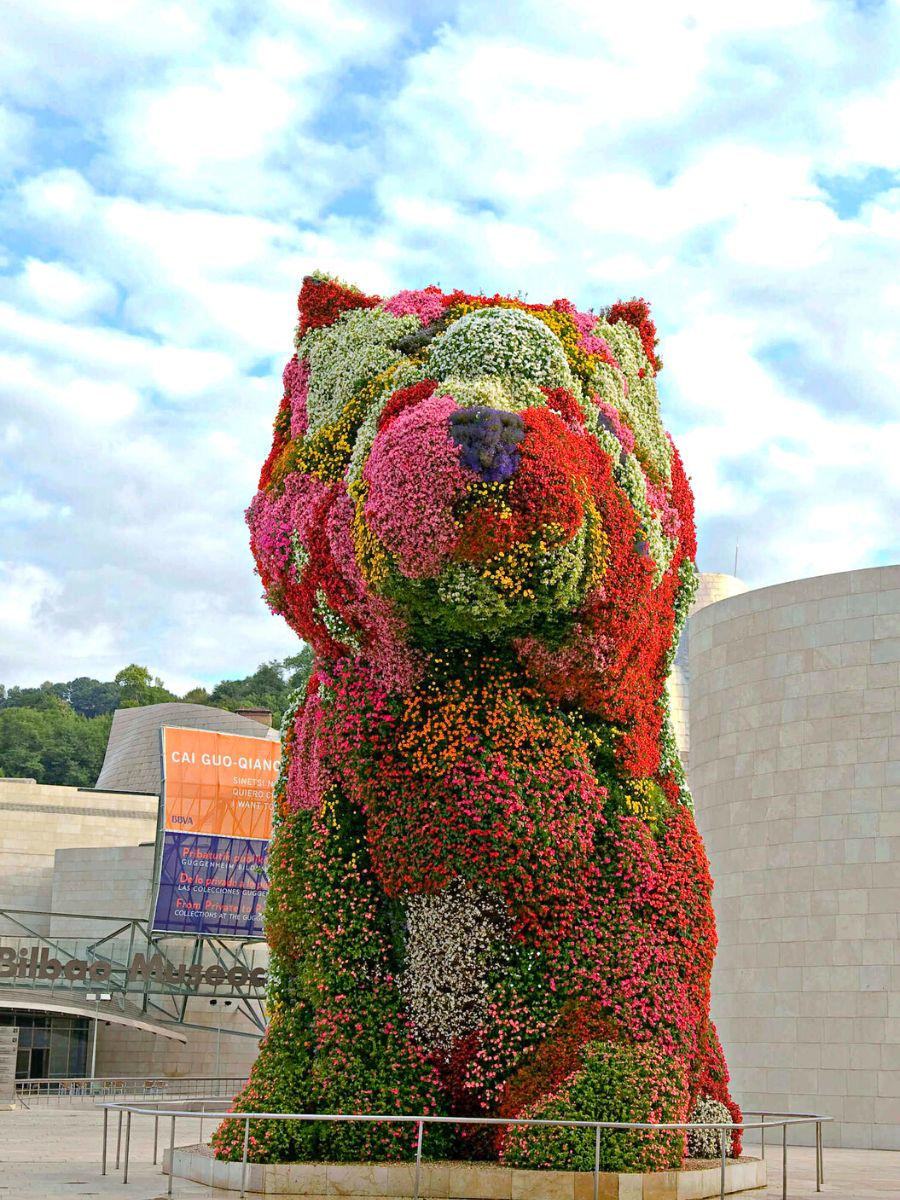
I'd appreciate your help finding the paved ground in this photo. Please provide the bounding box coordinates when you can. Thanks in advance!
[0,1107,897,1198]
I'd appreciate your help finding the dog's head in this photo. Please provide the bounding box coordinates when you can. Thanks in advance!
[249,275,696,772]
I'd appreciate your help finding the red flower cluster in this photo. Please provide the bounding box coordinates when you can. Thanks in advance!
[297,274,381,335]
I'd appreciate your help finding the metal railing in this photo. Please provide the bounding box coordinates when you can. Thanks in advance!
[98,1098,831,1200]
[16,1074,243,1104]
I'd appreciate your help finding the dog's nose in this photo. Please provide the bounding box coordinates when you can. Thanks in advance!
[449,406,525,483]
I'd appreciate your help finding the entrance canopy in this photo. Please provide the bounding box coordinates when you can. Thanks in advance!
[0,990,187,1042]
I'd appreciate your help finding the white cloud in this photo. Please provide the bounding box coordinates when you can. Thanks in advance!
[2,0,900,691]
[18,258,117,319]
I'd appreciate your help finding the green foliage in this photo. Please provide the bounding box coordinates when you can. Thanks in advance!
[113,664,178,708]
[210,1003,321,1163]
[207,648,313,725]
[0,703,112,786]
[0,649,315,787]
[501,1039,688,1173]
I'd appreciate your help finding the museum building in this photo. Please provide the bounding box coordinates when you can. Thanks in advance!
[0,703,279,1087]
[0,568,897,1150]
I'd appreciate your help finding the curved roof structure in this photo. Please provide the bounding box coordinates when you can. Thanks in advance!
[0,989,187,1041]
[96,703,279,795]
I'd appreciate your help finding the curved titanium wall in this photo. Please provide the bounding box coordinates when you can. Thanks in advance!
[689,566,899,1150]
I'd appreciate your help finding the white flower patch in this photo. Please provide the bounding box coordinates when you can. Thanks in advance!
[595,318,644,378]
[290,530,309,581]
[400,879,511,1052]
[313,587,361,650]
[442,373,547,413]
[300,309,418,436]
[592,359,628,410]
[593,320,672,483]
[620,374,673,483]
[687,1096,734,1160]
[428,307,574,390]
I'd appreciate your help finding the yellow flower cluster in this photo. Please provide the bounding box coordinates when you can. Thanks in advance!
[294,364,401,483]
[581,498,610,594]
[458,478,513,519]
[349,476,390,587]
[621,778,667,825]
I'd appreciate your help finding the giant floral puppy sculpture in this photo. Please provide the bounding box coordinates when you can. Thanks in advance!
[213,275,742,1173]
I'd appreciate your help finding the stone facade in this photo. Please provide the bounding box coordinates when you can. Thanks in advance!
[0,779,158,935]
[688,564,900,1151]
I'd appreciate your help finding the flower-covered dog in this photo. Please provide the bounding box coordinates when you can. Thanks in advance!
[213,275,741,1172]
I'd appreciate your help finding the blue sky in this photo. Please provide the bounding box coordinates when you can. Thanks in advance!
[1,0,899,691]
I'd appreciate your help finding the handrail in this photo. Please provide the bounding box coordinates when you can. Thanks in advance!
[15,1074,243,1105]
[98,1097,831,1200]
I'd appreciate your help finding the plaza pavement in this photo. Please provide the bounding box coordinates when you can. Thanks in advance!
[0,1106,897,1198]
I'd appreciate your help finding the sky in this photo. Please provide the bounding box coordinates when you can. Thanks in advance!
[1,0,899,692]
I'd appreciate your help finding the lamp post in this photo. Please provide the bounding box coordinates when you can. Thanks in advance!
[208,998,233,1079]
[86,992,112,1087]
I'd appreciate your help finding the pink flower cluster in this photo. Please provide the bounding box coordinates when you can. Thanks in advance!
[593,398,636,454]
[363,394,470,578]
[382,288,446,325]
[284,356,310,438]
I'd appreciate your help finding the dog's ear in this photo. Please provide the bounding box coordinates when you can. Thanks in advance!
[605,297,662,373]
[297,273,381,336]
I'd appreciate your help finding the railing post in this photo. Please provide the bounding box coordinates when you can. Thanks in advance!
[101,1107,108,1176]
[761,1112,766,1160]
[719,1127,726,1200]
[414,1118,424,1200]
[115,1108,123,1169]
[240,1115,250,1199]
[782,1121,787,1200]
[167,1115,175,1197]
[816,1119,823,1191]
[593,1123,601,1200]
[123,1110,132,1184]
[153,1114,159,1165]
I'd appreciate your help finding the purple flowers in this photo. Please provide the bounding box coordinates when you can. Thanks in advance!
[450,406,525,483]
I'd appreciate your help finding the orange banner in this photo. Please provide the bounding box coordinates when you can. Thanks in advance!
[161,727,279,841]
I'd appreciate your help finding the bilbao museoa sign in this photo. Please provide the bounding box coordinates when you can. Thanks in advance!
[0,946,266,990]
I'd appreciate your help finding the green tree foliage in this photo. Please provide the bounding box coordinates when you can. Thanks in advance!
[0,701,112,787]
[0,650,315,787]
[113,664,178,708]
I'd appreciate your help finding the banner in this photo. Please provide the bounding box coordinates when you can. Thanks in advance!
[151,727,279,938]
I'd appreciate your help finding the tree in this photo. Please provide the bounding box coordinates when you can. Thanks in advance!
[62,676,120,718]
[0,705,112,786]
[114,664,177,708]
